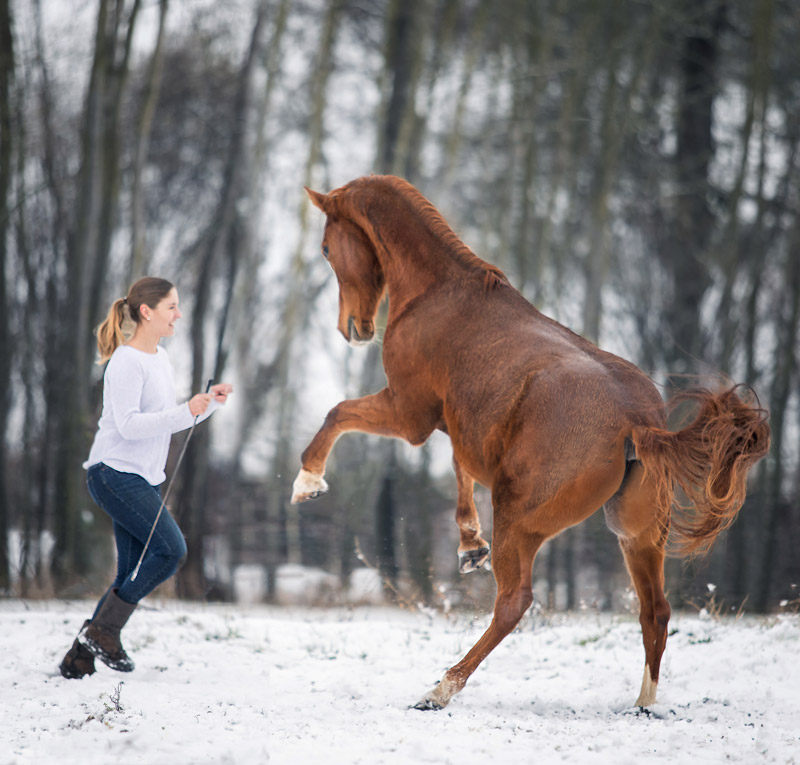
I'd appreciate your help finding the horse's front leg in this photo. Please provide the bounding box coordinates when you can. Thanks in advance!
[291,388,429,504]
[453,458,491,573]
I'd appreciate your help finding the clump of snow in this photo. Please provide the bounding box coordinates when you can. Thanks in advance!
[1,600,798,764]
[348,568,385,605]
[274,564,340,606]
[232,564,268,605]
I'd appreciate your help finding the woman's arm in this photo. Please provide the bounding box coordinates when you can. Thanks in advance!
[105,352,231,440]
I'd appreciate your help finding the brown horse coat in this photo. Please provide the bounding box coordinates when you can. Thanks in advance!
[292,174,769,710]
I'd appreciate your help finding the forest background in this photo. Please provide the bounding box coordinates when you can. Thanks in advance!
[0,0,798,615]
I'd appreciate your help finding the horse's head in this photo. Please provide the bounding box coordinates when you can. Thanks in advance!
[306,186,386,346]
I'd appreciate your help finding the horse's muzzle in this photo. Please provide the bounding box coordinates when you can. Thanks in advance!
[347,316,374,346]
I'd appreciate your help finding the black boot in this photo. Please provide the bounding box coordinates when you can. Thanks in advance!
[80,589,137,672]
[59,620,96,679]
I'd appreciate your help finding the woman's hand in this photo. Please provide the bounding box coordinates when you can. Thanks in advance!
[188,393,212,417]
[188,384,232,416]
[210,383,233,404]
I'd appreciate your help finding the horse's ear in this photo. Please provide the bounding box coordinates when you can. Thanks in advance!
[305,187,329,213]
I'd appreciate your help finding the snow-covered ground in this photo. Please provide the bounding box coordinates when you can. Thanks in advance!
[2,599,797,764]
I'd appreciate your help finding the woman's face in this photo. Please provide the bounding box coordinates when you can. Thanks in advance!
[146,288,182,338]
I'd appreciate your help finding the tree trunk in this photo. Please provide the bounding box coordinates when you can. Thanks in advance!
[375,0,424,178]
[582,1,658,342]
[658,0,723,375]
[228,0,291,481]
[29,0,66,592]
[535,4,594,297]
[129,0,169,281]
[0,0,14,591]
[375,450,399,589]
[508,1,553,298]
[756,236,800,610]
[437,0,487,195]
[714,0,773,369]
[15,119,40,594]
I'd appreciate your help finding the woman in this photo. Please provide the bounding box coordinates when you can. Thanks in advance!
[59,277,233,679]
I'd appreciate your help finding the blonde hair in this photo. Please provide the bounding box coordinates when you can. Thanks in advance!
[95,277,175,364]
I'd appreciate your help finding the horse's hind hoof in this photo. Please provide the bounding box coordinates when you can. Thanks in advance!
[412,698,444,712]
[458,546,491,574]
[414,676,460,710]
[290,469,329,504]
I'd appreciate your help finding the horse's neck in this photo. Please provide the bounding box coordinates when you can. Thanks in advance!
[362,217,452,312]
[385,256,440,315]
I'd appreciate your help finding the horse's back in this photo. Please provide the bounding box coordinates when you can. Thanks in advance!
[429,281,663,425]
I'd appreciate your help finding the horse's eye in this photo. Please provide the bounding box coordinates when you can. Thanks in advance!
[322,244,329,259]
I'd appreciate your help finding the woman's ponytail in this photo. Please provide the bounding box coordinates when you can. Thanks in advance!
[95,298,128,364]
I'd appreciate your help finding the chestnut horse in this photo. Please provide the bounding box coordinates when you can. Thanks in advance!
[291,175,769,710]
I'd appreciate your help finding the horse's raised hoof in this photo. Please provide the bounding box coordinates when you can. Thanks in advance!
[290,469,329,504]
[458,546,491,574]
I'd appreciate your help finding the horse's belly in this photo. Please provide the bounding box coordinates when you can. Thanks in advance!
[442,408,499,487]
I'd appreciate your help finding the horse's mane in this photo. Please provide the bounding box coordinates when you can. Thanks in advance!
[340,175,510,291]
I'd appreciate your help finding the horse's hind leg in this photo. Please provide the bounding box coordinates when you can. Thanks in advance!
[415,524,542,709]
[605,462,671,707]
[622,538,670,707]
[453,458,490,573]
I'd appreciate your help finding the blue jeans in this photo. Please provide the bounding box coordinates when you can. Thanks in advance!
[86,463,187,614]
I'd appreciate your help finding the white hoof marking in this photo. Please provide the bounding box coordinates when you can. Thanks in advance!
[290,469,329,504]
[635,664,658,707]
[413,675,461,711]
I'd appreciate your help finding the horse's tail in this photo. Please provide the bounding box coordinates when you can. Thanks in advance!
[631,385,770,557]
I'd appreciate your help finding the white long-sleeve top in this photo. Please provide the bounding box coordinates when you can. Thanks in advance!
[83,345,219,485]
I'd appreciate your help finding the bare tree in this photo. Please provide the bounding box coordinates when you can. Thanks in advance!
[129,0,169,281]
[756,239,800,610]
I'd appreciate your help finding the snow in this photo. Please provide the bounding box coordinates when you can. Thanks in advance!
[2,600,798,764]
